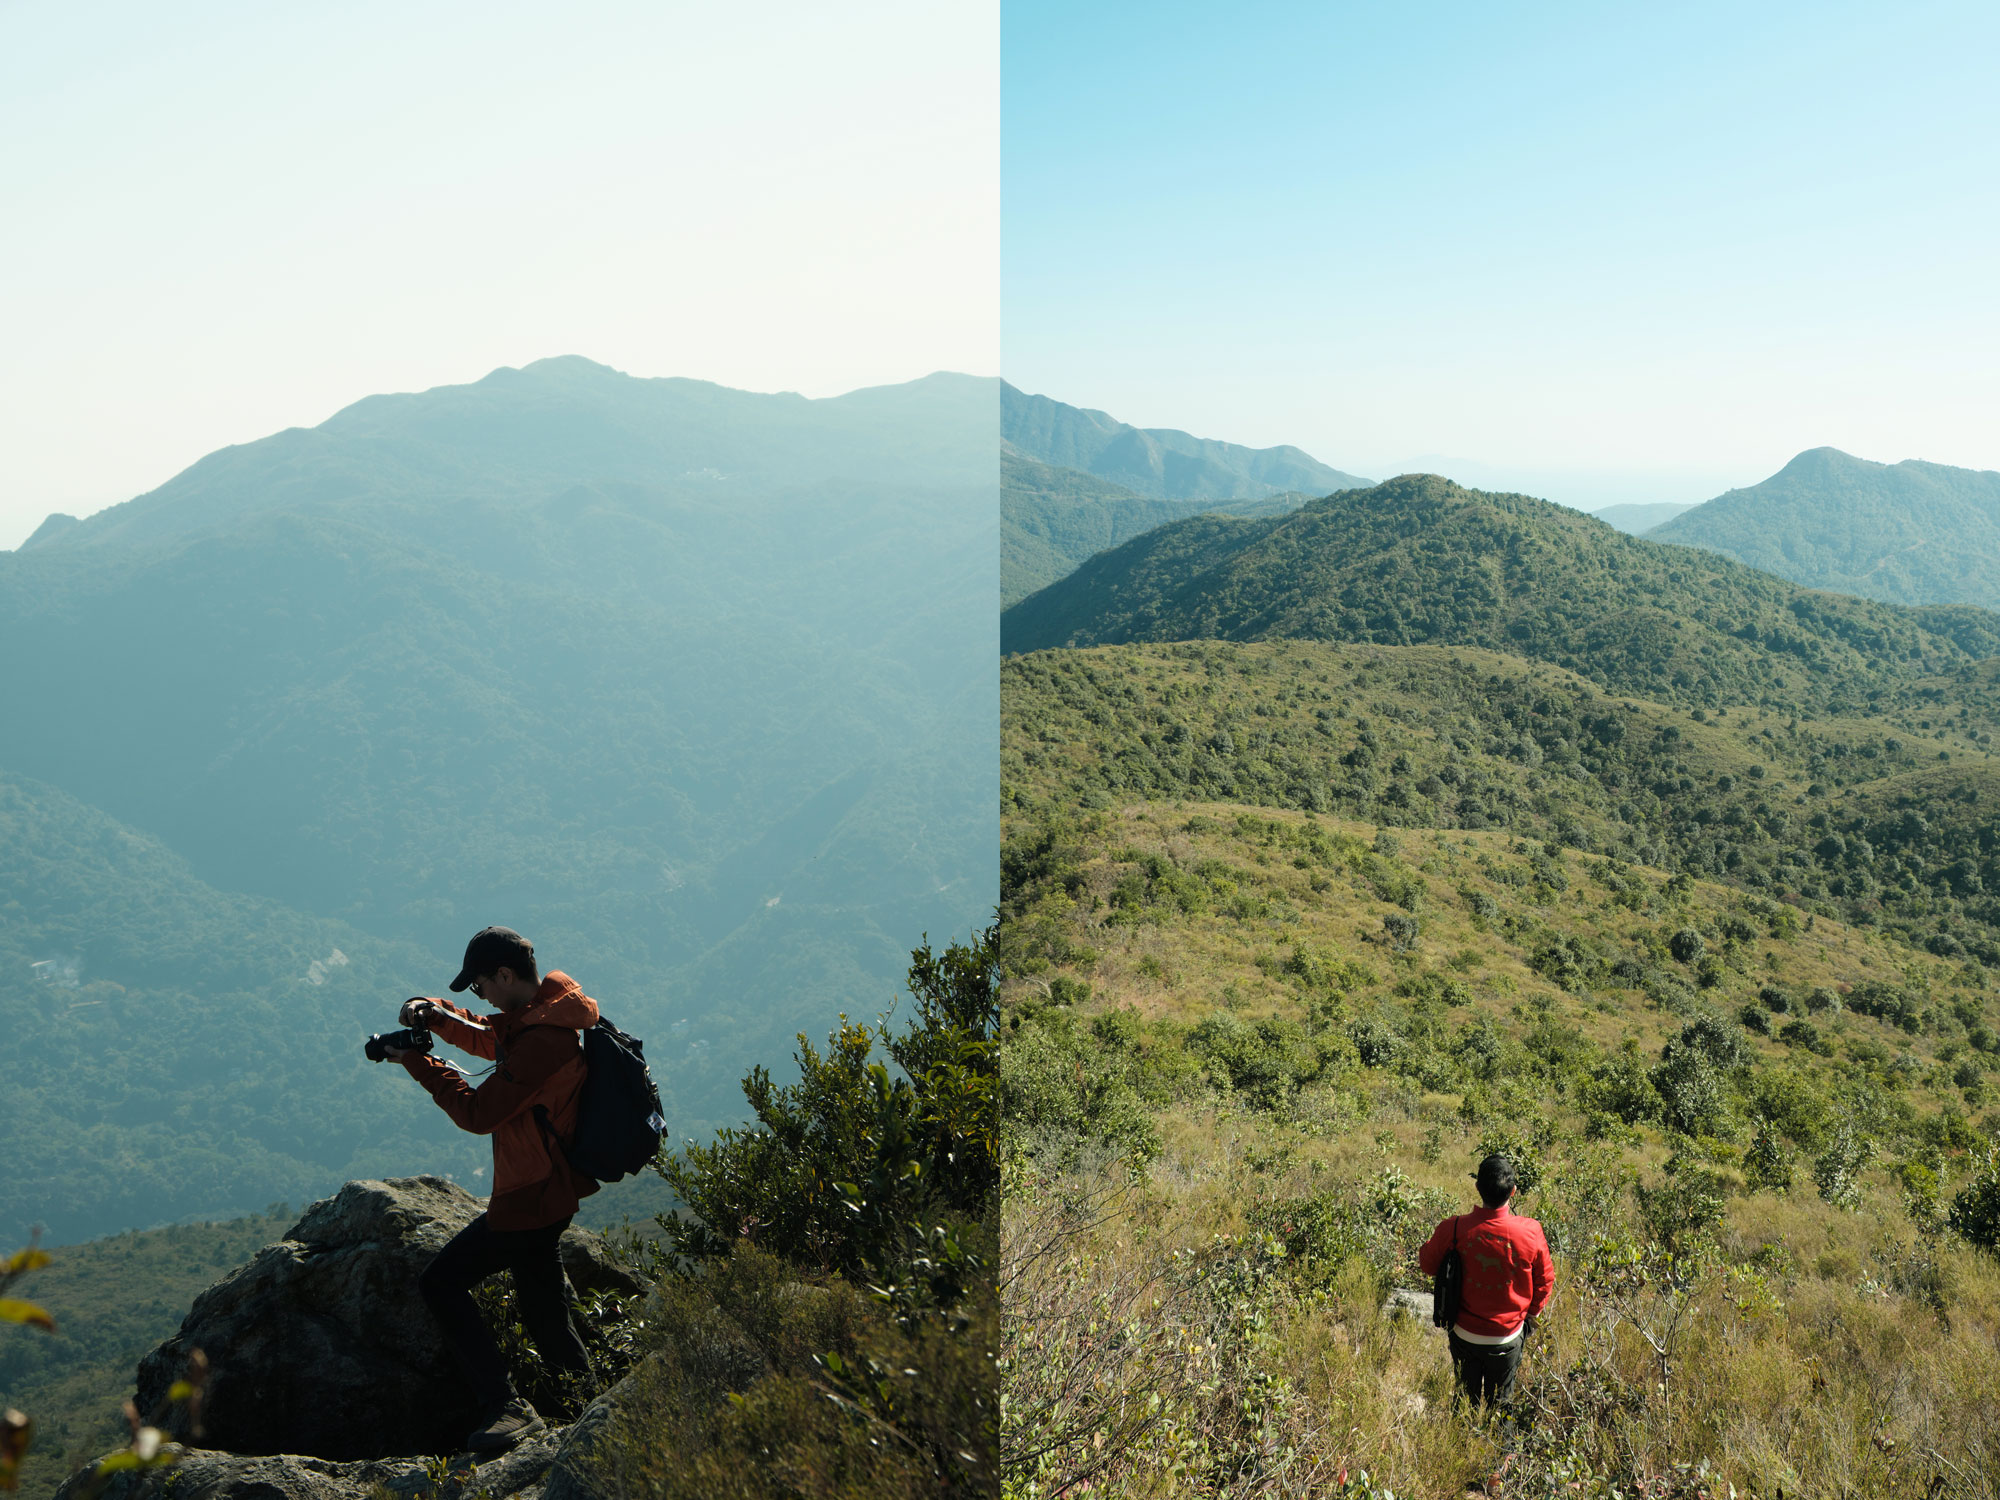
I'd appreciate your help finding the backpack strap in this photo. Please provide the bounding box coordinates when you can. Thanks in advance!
[531,1103,576,1173]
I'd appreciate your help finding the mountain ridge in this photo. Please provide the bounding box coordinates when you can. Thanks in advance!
[22,360,998,556]
[1001,380,1367,500]
[1000,470,2000,713]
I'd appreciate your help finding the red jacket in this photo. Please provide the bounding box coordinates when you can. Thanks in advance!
[1417,1202,1553,1338]
[400,971,601,1230]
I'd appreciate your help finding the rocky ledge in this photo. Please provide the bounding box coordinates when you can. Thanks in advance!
[55,1177,648,1500]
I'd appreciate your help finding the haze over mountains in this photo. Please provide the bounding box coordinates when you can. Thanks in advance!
[1591,501,1695,535]
[1651,447,2000,610]
[1,356,997,1242]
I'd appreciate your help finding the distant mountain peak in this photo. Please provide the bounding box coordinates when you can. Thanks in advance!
[1001,382,1367,502]
[1654,447,2000,609]
[16,512,80,552]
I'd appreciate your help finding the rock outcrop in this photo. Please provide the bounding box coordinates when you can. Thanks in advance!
[132,1177,644,1462]
[54,1377,639,1500]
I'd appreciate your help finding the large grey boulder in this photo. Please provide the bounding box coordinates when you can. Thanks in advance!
[52,1376,637,1500]
[132,1177,644,1461]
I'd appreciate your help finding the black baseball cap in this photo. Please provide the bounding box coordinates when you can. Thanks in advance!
[450,926,535,993]
[1474,1154,1517,1200]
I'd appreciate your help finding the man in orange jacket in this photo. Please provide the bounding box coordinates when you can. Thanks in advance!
[1416,1154,1554,1409]
[384,925,601,1453]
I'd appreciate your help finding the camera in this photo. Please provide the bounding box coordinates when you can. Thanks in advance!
[364,1026,433,1063]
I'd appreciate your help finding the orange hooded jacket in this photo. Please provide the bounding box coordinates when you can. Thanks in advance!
[399,970,601,1230]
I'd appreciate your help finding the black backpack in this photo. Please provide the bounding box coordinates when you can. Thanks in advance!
[1431,1215,1463,1329]
[534,1018,667,1183]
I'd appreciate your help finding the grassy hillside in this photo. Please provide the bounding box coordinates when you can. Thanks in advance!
[0,359,997,1200]
[1002,451,1309,606]
[1655,448,2000,609]
[1002,640,2000,969]
[999,652,2000,1494]
[1002,474,2000,718]
[1001,382,1367,501]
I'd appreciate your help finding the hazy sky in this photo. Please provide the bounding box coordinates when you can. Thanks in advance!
[0,1,998,550]
[1003,0,2000,511]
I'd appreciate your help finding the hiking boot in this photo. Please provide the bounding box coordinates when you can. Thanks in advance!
[465,1398,545,1453]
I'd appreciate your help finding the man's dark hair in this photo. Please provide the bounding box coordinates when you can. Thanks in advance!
[494,956,539,986]
[1475,1154,1517,1207]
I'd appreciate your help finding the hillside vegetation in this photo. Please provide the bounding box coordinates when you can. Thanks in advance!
[1002,474,2000,716]
[1656,448,2000,610]
[999,645,2000,1495]
[1003,641,2000,985]
[0,359,997,1237]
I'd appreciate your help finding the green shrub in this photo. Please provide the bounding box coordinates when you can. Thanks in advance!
[590,1242,994,1500]
[1046,975,1090,1007]
[1814,1124,1872,1211]
[1637,1147,1727,1251]
[1780,1018,1828,1054]
[660,931,995,1281]
[1590,1041,1661,1124]
[1947,1147,2000,1252]
[1743,1123,1795,1192]
[1651,1043,1730,1139]
[1668,927,1706,966]
[1003,1012,1161,1167]
[1188,1013,1335,1107]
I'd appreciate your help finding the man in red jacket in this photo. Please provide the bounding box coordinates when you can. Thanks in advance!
[1417,1154,1553,1408]
[383,925,601,1453]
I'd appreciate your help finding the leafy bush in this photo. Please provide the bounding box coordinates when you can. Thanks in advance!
[1188,1013,1340,1107]
[1947,1147,2000,1252]
[592,1241,994,1500]
[1637,1147,1727,1251]
[1813,1124,1872,1211]
[1743,1124,1795,1193]
[1590,1041,1661,1125]
[1780,1018,1828,1054]
[1651,1043,1730,1139]
[659,931,995,1282]
[1002,1011,1162,1168]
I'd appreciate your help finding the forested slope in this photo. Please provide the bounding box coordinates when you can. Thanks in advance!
[1002,473,2000,715]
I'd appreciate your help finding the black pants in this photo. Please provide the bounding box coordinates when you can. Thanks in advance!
[417,1213,591,1414]
[1447,1329,1523,1408]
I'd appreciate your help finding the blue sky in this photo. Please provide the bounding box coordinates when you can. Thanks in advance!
[1003,0,2000,508]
